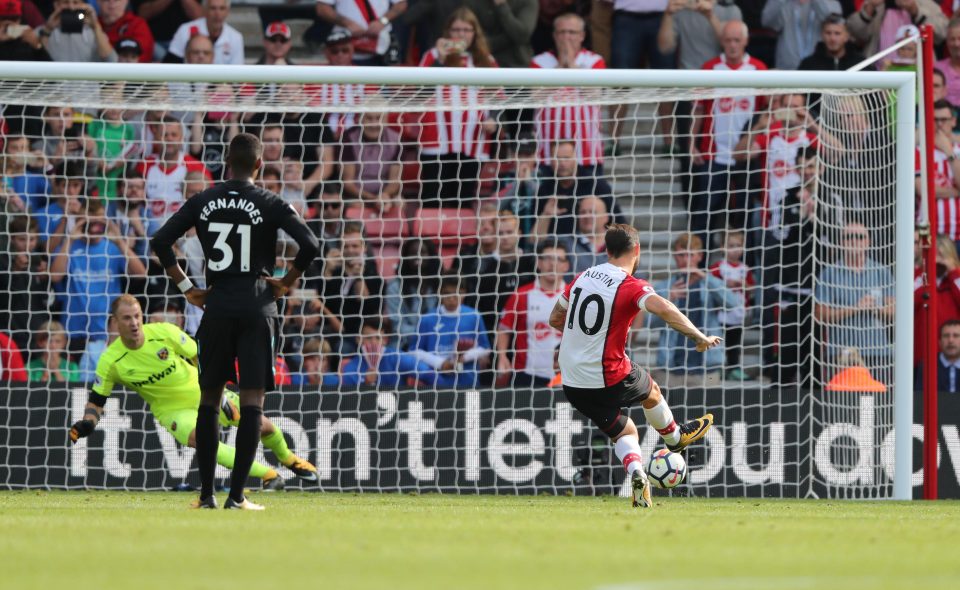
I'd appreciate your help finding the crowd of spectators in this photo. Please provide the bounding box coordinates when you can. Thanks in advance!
[0,0,950,390]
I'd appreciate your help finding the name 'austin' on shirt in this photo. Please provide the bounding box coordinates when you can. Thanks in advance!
[150,179,319,318]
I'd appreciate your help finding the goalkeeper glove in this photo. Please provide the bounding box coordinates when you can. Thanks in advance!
[69,420,96,443]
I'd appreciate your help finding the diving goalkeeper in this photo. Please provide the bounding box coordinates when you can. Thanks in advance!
[69,294,317,493]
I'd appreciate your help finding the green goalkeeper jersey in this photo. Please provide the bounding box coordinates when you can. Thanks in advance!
[92,323,200,415]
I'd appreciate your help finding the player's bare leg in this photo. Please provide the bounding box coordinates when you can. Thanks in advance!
[196,385,226,507]
[225,387,267,510]
[612,421,652,509]
[641,380,713,453]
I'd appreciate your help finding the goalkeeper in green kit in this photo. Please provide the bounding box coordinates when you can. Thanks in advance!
[69,294,317,495]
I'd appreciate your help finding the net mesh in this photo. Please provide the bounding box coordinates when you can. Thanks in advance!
[0,71,905,498]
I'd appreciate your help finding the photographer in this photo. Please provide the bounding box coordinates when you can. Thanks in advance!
[846,0,946,57]
[40,0,116,62]
[408,7,498,206]
[0,0,48,61]
[49,199,146,350]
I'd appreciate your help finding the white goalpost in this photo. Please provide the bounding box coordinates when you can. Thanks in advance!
[0,62,914,500]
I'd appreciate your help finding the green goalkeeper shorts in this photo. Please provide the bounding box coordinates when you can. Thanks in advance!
[154,390,242,447]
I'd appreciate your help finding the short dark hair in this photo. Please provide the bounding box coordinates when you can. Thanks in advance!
[226,133,263,175]
[342,220,365,237]
[933,99,956,112]
[440,276,462,293]
[797,146,818,163]
[85,199,105,215]
[117,163,144,193]
[361,316,388,333]
[261,165,282,180]
[934,68,946,83]
[604,223,640,258]
[822,13,845,29]
[53,160,86,183]
[536,237,569,256]
[941,320,960,336]
[7,215,37,235]
[260,123,284,138]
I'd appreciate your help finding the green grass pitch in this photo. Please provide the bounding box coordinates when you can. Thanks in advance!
[2,491,957,590]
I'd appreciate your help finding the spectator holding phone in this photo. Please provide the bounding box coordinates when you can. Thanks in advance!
[40,0,117,62]
[0,0,48,61]
[49,199,147,347]
[407,7,498,206]
[420,7,496,68]
[846,0,946,58]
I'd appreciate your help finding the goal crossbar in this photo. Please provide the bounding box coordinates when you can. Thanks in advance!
[0,62,914,89]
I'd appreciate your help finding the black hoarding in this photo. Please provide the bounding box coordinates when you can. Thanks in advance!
[1,384,956,498]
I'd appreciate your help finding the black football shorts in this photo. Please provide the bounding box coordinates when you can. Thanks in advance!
[562,362,653,439]
[196,315,278,390]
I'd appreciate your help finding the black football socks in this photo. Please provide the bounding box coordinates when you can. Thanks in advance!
[229,405,263,503]
[196,404,220,500]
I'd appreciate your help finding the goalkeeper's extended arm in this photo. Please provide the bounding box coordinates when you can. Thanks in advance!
[69,392,108,443]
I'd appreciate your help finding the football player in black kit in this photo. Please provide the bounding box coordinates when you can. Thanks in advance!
[151,133,319,510]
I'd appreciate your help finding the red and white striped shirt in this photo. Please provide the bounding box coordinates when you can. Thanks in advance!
[308,82,377,138]
[318,0,401,55]
[499,280,564,379]
[531,49,606,166]
[557,263,656,388]
[406,49,497,159]
[915,143,960,239]
[755,123,818,230]
[696,54,768,166]
[137,153,211,231]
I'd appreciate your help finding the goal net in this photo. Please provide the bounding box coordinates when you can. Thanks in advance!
[0,64,914,499]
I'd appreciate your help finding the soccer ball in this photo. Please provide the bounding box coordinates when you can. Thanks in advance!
[646,449,687,489]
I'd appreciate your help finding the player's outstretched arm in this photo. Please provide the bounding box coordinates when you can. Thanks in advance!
[69,395,106,443]
[644,294,722,353]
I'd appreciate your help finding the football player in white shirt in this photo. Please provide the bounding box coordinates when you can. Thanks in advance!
[548,223,721,508]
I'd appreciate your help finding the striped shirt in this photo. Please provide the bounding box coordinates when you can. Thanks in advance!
[308,82,375,138]
[531,49,606,166]
[916,143,960,239]
[409,49,497,159]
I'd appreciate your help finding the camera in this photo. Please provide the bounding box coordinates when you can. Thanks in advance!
[5,24,28,38]
[60,9,85,34]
